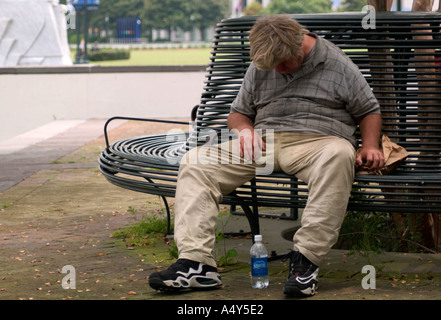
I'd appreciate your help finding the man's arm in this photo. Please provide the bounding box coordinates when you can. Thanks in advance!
[227,112,254,132]
[356,113,386,170]
[228,112,265,160]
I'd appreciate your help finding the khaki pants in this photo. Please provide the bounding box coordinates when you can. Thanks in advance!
[174,132,355,267]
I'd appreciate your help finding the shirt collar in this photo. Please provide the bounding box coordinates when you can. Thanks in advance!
[304,33,327,66]
[282,33,327,81]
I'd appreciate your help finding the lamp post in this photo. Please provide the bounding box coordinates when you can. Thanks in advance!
[82,0,89,63]
[73,0,92,64]
[74,2,81,63]
[190,14,195,42]
[105,16,109,43]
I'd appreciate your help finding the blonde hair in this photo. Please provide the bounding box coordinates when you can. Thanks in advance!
[249,15,309,71]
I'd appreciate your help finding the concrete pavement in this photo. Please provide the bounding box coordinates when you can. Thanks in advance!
[0,119,124,191]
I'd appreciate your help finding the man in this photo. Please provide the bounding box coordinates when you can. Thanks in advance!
[149,15,385,297]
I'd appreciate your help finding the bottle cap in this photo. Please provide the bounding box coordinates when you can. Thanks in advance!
[254,234,262,242]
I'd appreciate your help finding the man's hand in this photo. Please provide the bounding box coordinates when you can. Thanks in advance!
[228,112,266,161]
[237,128,266,161]
[356,146,385,170]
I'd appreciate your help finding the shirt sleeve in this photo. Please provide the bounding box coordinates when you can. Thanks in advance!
[230,63,257,121]
[343,63,381,122]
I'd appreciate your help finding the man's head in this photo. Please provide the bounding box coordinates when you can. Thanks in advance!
[249,15,309,72]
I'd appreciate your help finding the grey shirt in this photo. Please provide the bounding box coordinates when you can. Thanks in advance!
[230,34,381,147]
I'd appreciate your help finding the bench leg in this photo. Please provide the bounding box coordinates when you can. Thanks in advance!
[238,203,260,240]
[228,204,260,238]
[159,194,172,235]
[144,177,172,235]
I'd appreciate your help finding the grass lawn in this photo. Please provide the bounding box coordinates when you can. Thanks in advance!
[80,47,213,66]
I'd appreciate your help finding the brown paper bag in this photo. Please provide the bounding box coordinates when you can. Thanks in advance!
[356,134,409,175]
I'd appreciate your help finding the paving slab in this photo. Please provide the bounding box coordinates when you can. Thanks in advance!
[0,119,126,192]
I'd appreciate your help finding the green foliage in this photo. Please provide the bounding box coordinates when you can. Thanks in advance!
[113,206,171,247]
[336,211,393,262]
[167,238,179,259]
[217,246,238,267]
[264,0,333,14]
[243,1,264,16]
[336,211,430,256]
[93,47,211,66]
[77,0,230,42]
[215,212,238,267]
[112,205,238,265]
[339,0,366,11]
[88,49,130,61]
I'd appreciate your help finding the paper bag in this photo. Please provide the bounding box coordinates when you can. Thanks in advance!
[356,134,409,175]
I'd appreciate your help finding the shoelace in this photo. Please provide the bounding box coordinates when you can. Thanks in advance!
[282,251,312,276]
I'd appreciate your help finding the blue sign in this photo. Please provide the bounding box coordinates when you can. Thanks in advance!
[73,0,100,11]
[117,17,142,42]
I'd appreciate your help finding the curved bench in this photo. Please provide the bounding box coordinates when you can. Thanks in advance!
[99,12,441,238]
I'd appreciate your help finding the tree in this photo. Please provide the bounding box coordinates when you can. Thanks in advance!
[244,1,264,16]
[264,0,333,14]
[180,0,230,40]
[141,0,186,40]
[72,0,229,42]
[141,0,229,41]
[339,0,366,11]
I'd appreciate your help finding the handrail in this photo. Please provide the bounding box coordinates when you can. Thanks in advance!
[103,116,189,149]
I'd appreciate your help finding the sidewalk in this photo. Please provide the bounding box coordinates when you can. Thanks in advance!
[0,119,440,300]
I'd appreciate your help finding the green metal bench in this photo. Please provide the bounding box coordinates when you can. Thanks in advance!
[99,12,441,239]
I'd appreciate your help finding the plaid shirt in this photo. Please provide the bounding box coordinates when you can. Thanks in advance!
[230,34,380,147]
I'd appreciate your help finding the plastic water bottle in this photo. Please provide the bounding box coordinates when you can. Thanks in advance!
[250,234,269,289]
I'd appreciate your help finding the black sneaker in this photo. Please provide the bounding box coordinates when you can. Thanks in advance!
[149,259,222,291]
[283,251,319,297]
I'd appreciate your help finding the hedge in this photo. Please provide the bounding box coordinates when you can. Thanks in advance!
[88,49,130,61]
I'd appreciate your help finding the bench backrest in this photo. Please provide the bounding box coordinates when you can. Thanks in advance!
[189,12,441,174]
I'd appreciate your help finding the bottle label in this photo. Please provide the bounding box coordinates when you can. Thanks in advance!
[251,257,268,277]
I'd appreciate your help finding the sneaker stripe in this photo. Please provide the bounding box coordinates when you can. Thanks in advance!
[176,263,203,278]
[296,268,319,285]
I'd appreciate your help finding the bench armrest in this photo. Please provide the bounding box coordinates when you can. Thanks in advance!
[103,116,189,149]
